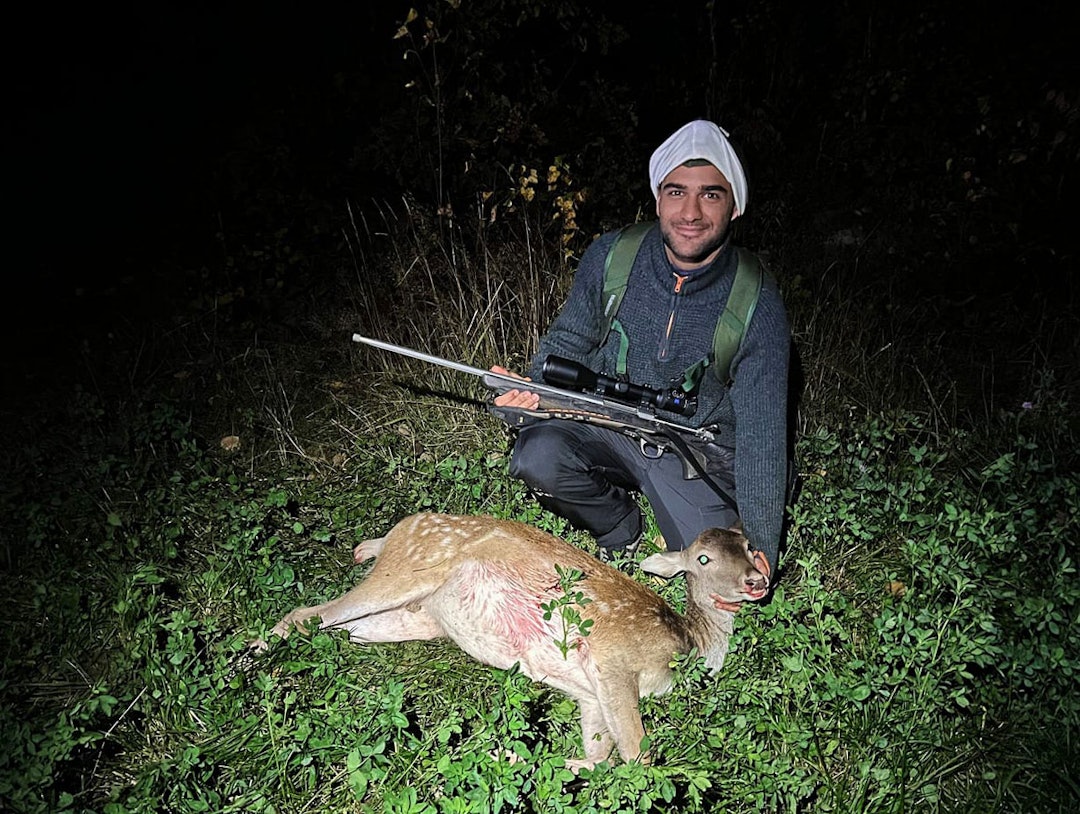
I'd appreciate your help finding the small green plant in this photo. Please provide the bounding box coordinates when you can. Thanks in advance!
[541,564,595,658]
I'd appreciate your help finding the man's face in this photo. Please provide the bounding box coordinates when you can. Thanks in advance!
[655,162,739,270]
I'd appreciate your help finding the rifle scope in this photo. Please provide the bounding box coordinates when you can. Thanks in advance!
[541,355,697,417]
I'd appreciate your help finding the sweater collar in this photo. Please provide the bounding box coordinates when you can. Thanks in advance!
[651,234,739,294]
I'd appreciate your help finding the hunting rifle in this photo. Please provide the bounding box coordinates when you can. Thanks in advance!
[353,334,737,510]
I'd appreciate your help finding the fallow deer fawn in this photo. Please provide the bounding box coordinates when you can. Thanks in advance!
[267,512,768,769]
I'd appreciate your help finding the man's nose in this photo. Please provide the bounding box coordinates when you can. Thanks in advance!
[680,196,703,220]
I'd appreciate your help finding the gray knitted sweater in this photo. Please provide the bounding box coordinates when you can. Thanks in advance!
[525,224,791,570]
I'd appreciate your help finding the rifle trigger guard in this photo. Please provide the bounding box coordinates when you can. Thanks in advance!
[638,438,664,460]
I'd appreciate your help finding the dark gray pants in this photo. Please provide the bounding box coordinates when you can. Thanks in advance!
[508,421,738,552]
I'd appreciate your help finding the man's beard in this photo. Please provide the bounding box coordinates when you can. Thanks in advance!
[660,223,731,267]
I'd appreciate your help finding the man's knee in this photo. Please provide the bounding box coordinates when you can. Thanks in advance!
[508,424,577,489]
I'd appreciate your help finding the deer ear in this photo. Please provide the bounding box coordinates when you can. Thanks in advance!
[639,551,685,579]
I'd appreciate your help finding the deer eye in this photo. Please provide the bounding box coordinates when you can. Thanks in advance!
[698,554,710,565]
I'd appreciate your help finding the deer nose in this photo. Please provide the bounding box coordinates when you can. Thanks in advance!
[746,574,768,592]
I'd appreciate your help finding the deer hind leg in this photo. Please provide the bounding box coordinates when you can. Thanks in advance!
[352,534,386,563]
[332,605,445,643]
[271,564,445,640]
[271,596,354,639]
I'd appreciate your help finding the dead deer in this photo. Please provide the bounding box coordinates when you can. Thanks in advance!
[266,512,768,770]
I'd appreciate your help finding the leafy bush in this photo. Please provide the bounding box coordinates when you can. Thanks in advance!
[2,376,1076,812]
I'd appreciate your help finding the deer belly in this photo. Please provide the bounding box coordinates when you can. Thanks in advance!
[426,561,597,694]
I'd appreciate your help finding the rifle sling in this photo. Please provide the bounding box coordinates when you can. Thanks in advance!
[659,429,738,512]
[499,402,738,511]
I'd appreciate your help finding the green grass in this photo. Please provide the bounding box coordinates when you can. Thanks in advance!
[1,201,1077,813]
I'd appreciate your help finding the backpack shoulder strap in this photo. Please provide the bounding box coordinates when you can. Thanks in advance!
[601,222,654,328]
[601,222,654,375]
[712,246,764,384]
[600,224,763,387]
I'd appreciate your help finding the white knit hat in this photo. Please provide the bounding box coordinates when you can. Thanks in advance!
[648,120,748,215]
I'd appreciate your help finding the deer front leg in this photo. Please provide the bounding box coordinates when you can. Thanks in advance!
[565,696,616,773]
[598,676,649,765]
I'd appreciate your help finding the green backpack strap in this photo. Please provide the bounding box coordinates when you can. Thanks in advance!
[711,246,764,384]
[600,223,763,387]
[601,222,654,376]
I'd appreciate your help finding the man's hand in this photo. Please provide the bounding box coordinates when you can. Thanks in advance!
[490,366,540,409]
[711,548,772,612]
[751,549,771,580]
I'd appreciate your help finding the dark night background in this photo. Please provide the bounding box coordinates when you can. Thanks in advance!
[2,4,1078,808]
[11,4,394,348]
[6,0,1077,408]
